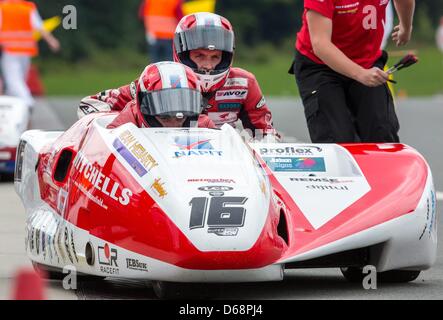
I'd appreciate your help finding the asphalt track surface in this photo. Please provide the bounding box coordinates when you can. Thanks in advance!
[0,96,442,300]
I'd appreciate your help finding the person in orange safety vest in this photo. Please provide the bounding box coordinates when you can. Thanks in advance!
[139,0,183,63]
[0,0,59,108]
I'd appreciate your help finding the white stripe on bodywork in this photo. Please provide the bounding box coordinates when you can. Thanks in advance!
[437,191,443,201]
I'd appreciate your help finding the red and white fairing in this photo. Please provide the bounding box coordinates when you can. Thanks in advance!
[15,113,437,283]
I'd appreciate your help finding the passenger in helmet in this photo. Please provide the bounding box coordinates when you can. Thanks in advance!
[173,12,276,137]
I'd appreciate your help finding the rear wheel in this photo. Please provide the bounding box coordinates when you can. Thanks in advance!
[340,267,421,283]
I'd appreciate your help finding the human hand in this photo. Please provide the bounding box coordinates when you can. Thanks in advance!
[357,67,389,87]
[392,24,412,47]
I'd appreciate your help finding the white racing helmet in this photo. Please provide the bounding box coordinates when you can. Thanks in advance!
[173,12,235,93]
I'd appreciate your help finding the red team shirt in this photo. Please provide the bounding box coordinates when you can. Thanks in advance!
[296,0,389,68]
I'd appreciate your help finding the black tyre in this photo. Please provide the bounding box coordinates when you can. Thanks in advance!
[152,281,219,300]
[340,267,421,283]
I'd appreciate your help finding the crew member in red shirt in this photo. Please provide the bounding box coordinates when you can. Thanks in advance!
[289,0,415,143]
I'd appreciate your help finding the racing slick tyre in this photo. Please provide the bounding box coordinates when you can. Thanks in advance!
[340,267,421,283]
[151,281,220,300]
[32,262,106,281]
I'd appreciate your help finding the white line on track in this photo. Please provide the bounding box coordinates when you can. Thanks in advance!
[437,192,443,201]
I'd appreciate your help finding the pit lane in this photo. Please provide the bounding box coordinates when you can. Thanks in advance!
[1,96,442,299]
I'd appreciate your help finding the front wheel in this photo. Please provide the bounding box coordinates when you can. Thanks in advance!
[340,267,421,283]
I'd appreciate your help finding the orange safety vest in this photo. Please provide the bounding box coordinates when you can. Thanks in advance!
[0,0,38,56]
[144,0,180,40]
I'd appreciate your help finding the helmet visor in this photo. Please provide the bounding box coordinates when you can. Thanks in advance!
[139,88,203,118]
[174,25,234,53]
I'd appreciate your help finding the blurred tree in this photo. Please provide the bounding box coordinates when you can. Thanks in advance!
[32,0,443,62]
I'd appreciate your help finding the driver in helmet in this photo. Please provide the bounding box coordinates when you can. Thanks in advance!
[173,12,275,137]
[107,61,214,129]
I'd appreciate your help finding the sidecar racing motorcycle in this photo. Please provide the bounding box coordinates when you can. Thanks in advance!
[14,112,437,298]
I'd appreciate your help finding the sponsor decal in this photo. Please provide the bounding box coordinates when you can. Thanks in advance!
[64,227,74,264]
[98,243,119,275]
[46,232,53,261]
[306,185,349,191]
[187,178,236,184]
[36,228,41,255]
[337,8,358,14]
[208,112,238,126]
[198,186,234,192]
[41,230,47,259]
[29,227,34,252]
[70,230,79,263]
[56,222,67,263]
[126,258,149,272]
[78,104,98,116]
[335,2,359,8]
[379,0,388,5]
[218,103,242,111]
[169,74,182,88]
[264,157,326,172]
[335,2,359,14]
[420,198,431,240]
[255,96,266,109]
[151,178,168,199]
[215,90,248,101]
[290,177,354,184]
[259,146,322,156]
[173,136,223,158]
[114,130,158,177]
[208,227,239,236]
[224,77,248,87]
[431,191,436,234]
[73,152,132,206]
[420,191,437,240]
[199,185,233,197]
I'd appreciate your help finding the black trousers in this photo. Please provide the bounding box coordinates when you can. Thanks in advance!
[290,50,399,143]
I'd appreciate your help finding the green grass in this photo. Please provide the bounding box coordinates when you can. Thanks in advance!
[38,46,443,97]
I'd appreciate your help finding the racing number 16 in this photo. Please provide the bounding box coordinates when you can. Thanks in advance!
[189,197,248,229]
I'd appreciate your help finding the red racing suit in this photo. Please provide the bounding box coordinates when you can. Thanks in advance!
[79,67,275,135]
[201,67,275,135]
